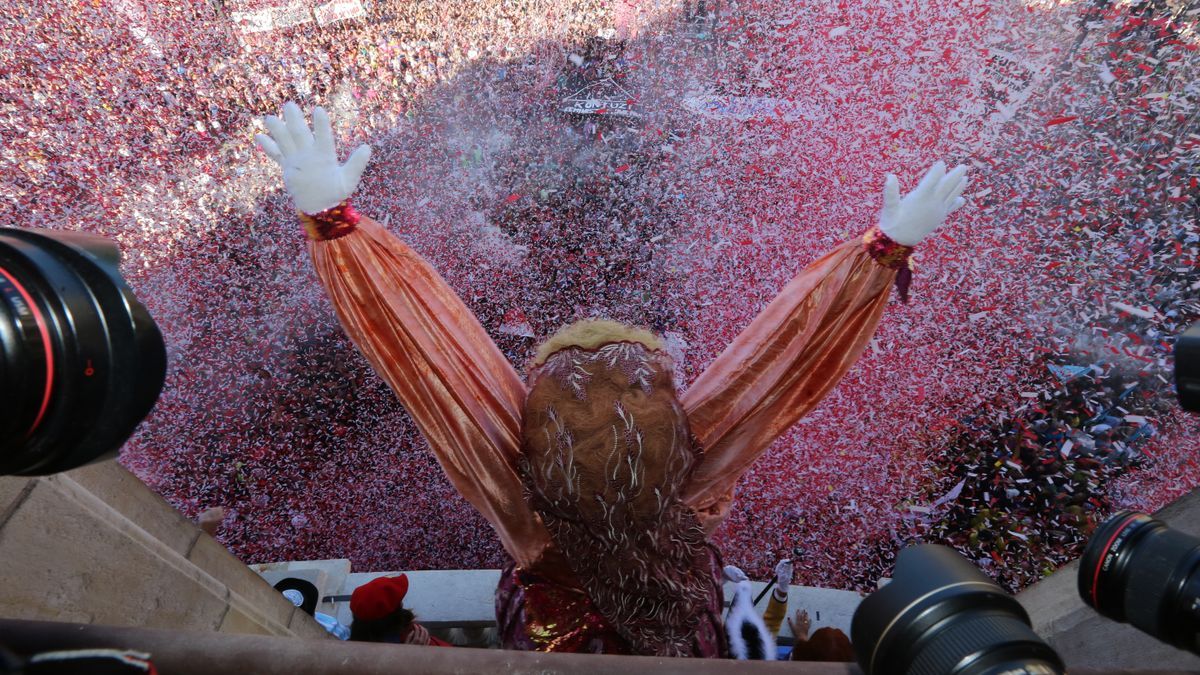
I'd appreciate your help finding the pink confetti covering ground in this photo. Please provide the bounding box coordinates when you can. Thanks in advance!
[3,0,1198,591]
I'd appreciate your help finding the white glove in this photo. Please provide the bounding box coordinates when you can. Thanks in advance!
[878,161,968,246]
[723,565,750,583]
[774,559,793,588]
[255,101,372,215]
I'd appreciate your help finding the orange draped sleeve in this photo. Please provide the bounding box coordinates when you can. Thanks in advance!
[681,228,912,533]
[305,211,557,571]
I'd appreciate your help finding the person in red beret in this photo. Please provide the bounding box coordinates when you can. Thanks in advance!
[348,575,450,646]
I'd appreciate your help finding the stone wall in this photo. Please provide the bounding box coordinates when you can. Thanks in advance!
[0,460,327,639]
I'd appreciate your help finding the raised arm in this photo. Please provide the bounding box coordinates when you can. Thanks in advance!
[256,103,556,571]
[681,163,968,532]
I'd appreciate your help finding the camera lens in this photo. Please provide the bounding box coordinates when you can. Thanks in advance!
[1078,511,1200,654]
[852,544,1064,675]
[0,227,165,476]
[1176,322,1200,413]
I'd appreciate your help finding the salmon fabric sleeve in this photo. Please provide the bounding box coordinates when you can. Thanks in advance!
[681,230,910,533]
[306,215,558,571]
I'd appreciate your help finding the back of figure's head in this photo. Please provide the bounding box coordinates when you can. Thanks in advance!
[519,318,719,656]
[523,317,695,521]
[529,318,665,372]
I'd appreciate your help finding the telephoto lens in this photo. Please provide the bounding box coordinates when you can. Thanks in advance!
[852,544,1064,675]
[1078,510,1200,655]
[0,227,165,476]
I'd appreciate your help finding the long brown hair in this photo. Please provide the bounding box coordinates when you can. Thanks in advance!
[520,341,725,656]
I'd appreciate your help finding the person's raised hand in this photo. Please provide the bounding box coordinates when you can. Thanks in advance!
[878,161,968,246]
[724,564,750,584]
[774,558,794,588]
[255,102,371,215]
[197,507,225,537]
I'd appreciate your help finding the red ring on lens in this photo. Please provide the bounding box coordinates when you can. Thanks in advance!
[1089,512,1145,607]
[0,267,54,438]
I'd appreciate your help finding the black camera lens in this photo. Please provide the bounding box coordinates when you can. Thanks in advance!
[0,227,165,476]
[852,544,1064,675]
[1177,322,1200,412]
[1078,511,1200,654]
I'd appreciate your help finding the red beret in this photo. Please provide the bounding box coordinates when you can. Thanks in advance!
[350,574,410,621]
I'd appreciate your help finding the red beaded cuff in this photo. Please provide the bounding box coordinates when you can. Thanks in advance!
[862,226,913,268]
[298,199,360,241]
[863,226,916,303]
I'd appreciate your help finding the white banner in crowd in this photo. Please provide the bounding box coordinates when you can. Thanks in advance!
[112,0,165,58]
[978,48,1041,123]
[231,8,275,34]
[232,2,314,34]
[681,95,825,123]
[272,2,314,29]
[560,79,640,118]
[955,45,1051,151]
[314,0,367,26]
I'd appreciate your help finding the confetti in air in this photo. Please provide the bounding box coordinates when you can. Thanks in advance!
[3,0,1198,592]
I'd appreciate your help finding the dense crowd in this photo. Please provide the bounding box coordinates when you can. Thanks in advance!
[913,0,1200,592]
[2,0,1197,593]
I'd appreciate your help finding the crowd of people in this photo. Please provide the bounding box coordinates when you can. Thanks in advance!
[3,0,1197,599]
[913,0,1200,592]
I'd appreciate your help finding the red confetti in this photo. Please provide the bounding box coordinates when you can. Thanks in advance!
[9,0,1191,596]
[1045,115,1079,126]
